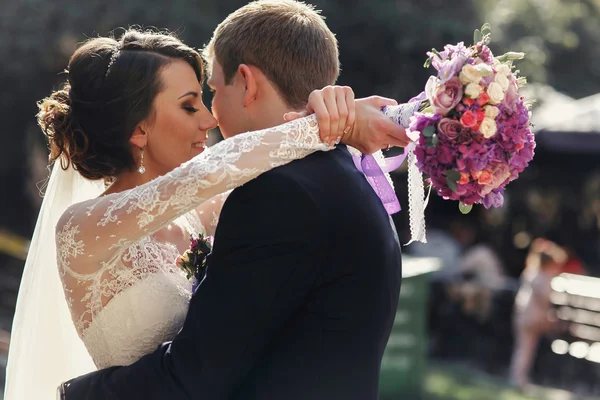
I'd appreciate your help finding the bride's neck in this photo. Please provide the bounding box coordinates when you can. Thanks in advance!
[102,170,155,196]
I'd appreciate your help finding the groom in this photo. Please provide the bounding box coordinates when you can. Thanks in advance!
[62,1,405,399]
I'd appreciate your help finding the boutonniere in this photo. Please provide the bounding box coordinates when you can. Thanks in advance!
[176,233,213,292]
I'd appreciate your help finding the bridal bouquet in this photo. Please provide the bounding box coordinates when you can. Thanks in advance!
[176,233,213,292]
[388,24,535,215]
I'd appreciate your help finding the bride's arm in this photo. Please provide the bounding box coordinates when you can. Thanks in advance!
[56,116,329,273]
[194,191,231,236]
[56,95,408,275]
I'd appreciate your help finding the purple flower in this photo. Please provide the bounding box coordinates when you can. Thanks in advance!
[429,42,470,83]
[482,189,505,209]
[478,45,493,63]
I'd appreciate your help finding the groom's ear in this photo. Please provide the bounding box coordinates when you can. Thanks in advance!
[238,64,258,107]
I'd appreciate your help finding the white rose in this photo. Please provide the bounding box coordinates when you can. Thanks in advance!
[480,117,498,138]
[483,105,500,119]
[496,63,512,76]
[465,82,483,98]
[487,82,505,104]
[474,63,494,77]
[495,73,510,91]
[459,64,482,85]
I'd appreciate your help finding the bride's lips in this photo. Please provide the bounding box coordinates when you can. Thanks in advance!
[192,141,206,150]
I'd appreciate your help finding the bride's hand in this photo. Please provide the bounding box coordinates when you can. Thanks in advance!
[283,85,355,146]
[344,96,411,155]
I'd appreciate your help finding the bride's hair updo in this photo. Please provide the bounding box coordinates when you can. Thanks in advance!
[37,28,204,180]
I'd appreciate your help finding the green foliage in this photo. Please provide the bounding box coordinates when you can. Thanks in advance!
[446,170,461,193]
[476,0,600,98]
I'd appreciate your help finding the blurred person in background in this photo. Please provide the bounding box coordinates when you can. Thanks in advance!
[510,238,568,388]
[442,218,507,322]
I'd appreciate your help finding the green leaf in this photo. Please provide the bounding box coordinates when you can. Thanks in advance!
[481,23,492,36]
[505,52,525,60]
[446,170,460,193]
[430,48,442,57]
[473,29,483,44]
[446,169,461,182]
[424,57,433,68]
[447,178,458,192]
[432,134,439,147]
[459,202,473,214]
[422,125,435,137]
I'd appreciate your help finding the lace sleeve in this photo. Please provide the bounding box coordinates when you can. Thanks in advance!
[194,191,230,236]
[56,115,328,273]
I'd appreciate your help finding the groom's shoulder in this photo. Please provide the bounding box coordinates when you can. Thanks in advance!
[271,145,351,180]
[226,147,350,203]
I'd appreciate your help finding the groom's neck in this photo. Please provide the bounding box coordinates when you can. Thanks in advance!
[249,96,302,131]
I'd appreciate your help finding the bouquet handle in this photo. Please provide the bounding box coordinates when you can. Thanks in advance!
[383,101,429,244]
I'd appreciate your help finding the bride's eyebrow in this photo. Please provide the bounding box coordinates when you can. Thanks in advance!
[178,91,199,100]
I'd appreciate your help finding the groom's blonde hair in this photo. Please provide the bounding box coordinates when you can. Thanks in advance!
[203,0,339,109]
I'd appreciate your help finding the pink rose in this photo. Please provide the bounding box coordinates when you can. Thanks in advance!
[459,172,470,185]
[429,77,463,116]
[477,92,490,106]
[490,164,511,187]
[480,165,510,195]
[478,170,493,185]
[437,118,463,140]
[460,110,478,128]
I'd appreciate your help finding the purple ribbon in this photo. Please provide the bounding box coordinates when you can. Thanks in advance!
[351,100,423,215]
[352,152,408,215]
[352,100,424,215]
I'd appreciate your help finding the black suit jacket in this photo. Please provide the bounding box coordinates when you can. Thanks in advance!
[65,145,402,399]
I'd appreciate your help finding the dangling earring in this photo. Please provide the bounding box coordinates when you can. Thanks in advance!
[138,147,146,174]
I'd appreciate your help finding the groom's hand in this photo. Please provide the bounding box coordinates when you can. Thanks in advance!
[345,96,411,154]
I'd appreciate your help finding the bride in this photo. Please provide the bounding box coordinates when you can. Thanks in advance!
[4,29,405,399]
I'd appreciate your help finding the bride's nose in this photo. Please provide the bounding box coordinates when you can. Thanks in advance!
[198,103,218,131]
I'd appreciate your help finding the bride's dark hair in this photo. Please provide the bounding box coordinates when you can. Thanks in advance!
[37,28,204,180]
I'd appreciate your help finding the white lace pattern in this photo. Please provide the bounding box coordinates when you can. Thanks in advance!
[55,116,328,367]
[383,102,428,244]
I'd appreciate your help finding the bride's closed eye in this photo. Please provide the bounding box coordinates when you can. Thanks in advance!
[183,105,199,113]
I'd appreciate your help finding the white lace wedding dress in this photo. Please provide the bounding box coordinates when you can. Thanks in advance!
[56,116,329,369]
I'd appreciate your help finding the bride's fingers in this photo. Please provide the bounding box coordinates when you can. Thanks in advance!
[333,86,349,141]
[309,94,332,144]
[321,87,341,146]
[343,87,356,141]
[384,136,410,149]
[283,110,309,121]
